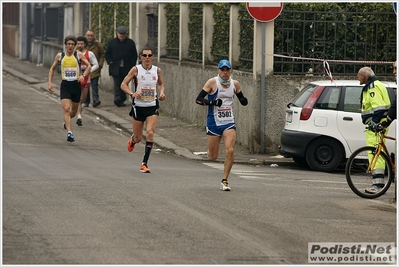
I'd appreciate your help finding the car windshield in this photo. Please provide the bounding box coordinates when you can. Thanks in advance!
[290,84,318,107]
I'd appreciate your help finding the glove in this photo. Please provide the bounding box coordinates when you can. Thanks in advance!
[239,97,248,106]
[212,99,222,107]
[381,117,393,128]
[368,121,382,132]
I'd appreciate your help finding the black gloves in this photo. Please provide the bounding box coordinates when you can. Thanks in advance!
[381,116,393,128]
[239,97,248,106]
[368,121,383,132]
[236,92,248,106]
[213,99,222,107]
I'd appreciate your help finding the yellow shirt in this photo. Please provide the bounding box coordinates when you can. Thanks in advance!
[61,52,80,81]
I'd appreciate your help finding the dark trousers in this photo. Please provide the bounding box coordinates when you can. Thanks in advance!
[84,77,100,105]
[113,74,127,104]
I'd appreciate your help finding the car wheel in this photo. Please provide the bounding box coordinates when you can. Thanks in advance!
[292,156,310,169]
[305,137,344,172]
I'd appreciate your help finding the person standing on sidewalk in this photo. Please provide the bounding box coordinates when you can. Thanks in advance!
[83,29,105,108]
[106,26,138,107]
[48,35,92,142]
[195,59,248,191]
[75,36,99,126]
[121,47,166,173]
[357,66,391,194]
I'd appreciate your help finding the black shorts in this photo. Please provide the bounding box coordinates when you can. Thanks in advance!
[60,80,81,103]
[129,104,159,121]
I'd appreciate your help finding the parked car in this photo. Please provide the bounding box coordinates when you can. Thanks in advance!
[279,80,397,172]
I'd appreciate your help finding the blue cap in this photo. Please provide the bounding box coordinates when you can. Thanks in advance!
[218,59,231,69]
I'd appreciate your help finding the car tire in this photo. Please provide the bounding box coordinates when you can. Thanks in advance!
[292,156,310,169]
[305,137,344,172]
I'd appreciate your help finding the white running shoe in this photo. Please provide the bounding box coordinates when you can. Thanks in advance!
[220,179,231,191]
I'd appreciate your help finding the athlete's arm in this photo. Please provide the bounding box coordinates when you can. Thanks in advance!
[234,81,248,106]
[48,53,61,92]
[157,67,166,101]
[121,66,137,97]
[196,78,222,106]
[88,51,99,73]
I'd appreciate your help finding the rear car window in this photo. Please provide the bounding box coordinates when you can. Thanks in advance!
[315,86,340,110]
[291,84,318,107]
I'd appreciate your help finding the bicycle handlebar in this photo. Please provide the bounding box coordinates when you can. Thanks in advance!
[365,123,386,133]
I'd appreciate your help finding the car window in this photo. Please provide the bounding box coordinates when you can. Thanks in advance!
[291,84,318,107]
[315,86,340,110]
[387,87,397,103]
[343,86,362,113]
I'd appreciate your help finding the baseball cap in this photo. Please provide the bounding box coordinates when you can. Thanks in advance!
[116,26,127,34]
[218,59,231,69]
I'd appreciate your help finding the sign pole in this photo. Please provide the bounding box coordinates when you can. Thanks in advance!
[260,22,266,154]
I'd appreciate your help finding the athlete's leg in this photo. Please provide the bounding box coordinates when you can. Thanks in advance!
[144,115,158,142]
[221,128,236,180]
[61,98,72,132]
[207,135,221,161]
[70,101,80,119]
[77,86,89,117]
[132,118,144,143]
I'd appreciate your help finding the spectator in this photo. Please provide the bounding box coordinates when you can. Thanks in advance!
[357,66,391,194]
[105,26,138,107]
[84,29,105,108]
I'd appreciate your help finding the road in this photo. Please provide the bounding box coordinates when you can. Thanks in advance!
[2,74,396,264]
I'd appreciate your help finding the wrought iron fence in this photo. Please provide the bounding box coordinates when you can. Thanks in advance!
[273,3,397,76]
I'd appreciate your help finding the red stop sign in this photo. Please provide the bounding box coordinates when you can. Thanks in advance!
[246,2,283,22]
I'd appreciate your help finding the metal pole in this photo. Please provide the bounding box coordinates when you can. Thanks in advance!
[260,22,266,154]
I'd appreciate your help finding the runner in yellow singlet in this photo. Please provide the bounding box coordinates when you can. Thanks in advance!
[48,35,91,142]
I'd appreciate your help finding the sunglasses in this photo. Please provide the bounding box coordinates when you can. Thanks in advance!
[141,54,153,57]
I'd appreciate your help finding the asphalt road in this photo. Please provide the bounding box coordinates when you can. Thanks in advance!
[2,74,397,265]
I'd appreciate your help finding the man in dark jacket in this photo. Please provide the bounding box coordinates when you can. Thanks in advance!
[105,26,138,107]
[84,29,105,107]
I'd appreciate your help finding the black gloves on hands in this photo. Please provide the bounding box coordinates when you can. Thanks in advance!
[368,121,383,133]
[236,92,248,106]
[239,97,248,106]
[381,117,393,128]
[212,99,223,107]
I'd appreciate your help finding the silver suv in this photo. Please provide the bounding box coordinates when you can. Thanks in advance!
[279,80,396,172]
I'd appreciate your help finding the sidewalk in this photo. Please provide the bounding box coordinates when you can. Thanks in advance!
[2,53,295,166]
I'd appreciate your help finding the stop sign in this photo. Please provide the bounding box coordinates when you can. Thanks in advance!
[246,2,284,22]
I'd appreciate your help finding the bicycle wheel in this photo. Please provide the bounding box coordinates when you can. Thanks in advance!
[345,146,394,199]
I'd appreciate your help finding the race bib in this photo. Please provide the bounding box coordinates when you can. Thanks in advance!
[215,106,234,125]
[64,68,78,81]
[140,86,156,102]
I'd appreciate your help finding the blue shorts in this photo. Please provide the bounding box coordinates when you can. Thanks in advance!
[206,123,236,136]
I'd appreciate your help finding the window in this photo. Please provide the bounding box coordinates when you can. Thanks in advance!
[343,86,362,113]
[315,86,340,110]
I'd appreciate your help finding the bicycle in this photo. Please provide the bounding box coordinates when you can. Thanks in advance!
[345,124,396,199]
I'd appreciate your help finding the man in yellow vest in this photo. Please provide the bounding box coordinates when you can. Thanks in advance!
[48,35,92,142]
[357,66,391,194]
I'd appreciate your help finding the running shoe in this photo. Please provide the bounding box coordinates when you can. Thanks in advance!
[127,136,135,152]
[220,179,231,191]
[140,164,151,173]
[67,131,75,142]
[365,185,383,194]
[76,117,83,126]
[63,122,66,130]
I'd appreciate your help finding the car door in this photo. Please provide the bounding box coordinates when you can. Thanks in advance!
[336,85,365,155]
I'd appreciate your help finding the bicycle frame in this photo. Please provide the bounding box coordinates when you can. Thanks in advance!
[368,130,396,173]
